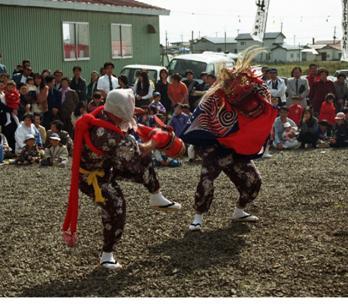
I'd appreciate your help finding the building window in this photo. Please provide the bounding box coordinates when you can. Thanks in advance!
[241,41,246,46]
[62,22,90,61]
[290,53,294,58]
[111,24,133,58]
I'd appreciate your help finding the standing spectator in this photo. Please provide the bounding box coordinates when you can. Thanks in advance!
[298,107,319,148]
[206,74,217,88]
[266,68,287,106]
[33,112,47,144]
[169,103,190,137]
[286,67,309,106]
[53,70,64,91]
[15,113,42,154]
[183,70,199,111]
[87,91,104,113]
[334,73,348,112]
[41,69,51,79]
[60,77,79,136]
[18,83,36,119]
[70,66,87,103]
[35,74,48,114]
[261,66,270,82]
[134,71,154,108]
[118,75,129,89]
[43,75,61,129]
[97,62,118,96]
[319,93,336,127]
[308,68,336,117]
[330,112,348,148]
[46,120,73,155]
[0,53,7,74]
[306,63,319,90]
[87,71,99,101]
[155,69,171,113]
[15,134,41,165]
[13,66,33,88]
[272,106,298,150]
[288,96,304,127]
[168,74,189,108]
[41,133,68,168]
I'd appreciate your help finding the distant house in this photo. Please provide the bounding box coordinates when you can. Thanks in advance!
[235,32,286,61]
[0,0,169,75]
[303,40,342,61]
[191,37,238,53]
[270,45,302,63]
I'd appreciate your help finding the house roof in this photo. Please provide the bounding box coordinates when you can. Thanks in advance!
[0,0,170,15]
[235,32,285,40]
[306,43,341,51]
[200,37,237,44]
[272,44,302,51]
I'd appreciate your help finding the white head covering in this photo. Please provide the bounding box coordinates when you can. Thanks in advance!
[104,89,137,131]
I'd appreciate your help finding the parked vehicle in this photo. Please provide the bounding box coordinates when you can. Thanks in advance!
[168,53,235,81]
[120,64,167,86]
[335,69,348,77]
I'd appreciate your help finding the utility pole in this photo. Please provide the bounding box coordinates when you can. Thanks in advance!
[280,21,283,33]
[224,31,227,53]
[165,31,168,56]
[333,26,337,44]
[191,30,194,53]
[293,35,296,46]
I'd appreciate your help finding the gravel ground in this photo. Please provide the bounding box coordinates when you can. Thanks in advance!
[0,148,347,297]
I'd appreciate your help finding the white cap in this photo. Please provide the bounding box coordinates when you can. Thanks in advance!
[24,134,35,142]
[104,89,136,131]
[283,122,291,128]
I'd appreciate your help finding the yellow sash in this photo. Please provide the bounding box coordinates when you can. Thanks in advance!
[79,168,106,204]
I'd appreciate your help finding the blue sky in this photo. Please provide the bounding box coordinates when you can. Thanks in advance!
[145,0,343,45]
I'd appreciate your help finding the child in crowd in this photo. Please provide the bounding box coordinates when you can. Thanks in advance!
[15,134,41,165]
[26,77,36,92]
[169,103,190,137]
[46,120,73,155]
[41,133,68,167]
[288,96,304,127]
[317,120,331,148]
[149,92,166,115]
[4,80,20,126]
[282,122,299,148]
[87,91,104,113]
[330,112,348,148]
[71,102,87,128]
[319,93,336,127]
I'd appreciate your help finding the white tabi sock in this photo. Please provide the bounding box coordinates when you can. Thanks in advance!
[232,207,250,219]
[100,251,115,263]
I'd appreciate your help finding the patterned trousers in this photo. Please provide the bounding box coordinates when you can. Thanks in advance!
[79,152,160,253]
[194,146,262,214]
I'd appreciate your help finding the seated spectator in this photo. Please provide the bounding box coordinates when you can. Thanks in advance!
[15,134,41,165]
[282,122,300,149]
[149,92,166,115]
[71,102,87,128]
[41,133,68,167]
[298,108,319,148]
[317,120,331,148]
[169,103,190,137]
[118,75,129,89]
[15,113,42,154]
[287,96,304,127]
[272,106,298,150]
[33,112,47,144]
[46,120,73,155]
[87,91,104,113]
[330,112,348,148]
[319,93,336,127]
[0,131,12,161]
[168,74,189,108]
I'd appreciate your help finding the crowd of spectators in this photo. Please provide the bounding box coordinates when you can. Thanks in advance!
[0,59,347,166]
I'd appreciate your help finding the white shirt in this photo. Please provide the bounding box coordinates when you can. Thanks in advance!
[266,78,287,103]
[20,75,27,85]
[15,122,41,154]
[97,75,119,94]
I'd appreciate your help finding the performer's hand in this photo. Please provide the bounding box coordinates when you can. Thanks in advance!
[139,140,157,154]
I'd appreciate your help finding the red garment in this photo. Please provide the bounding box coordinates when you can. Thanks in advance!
[5,89,20,110]
[319,101,336,126]
[306,74,320,89]
[308,80,336,115]
[288,104,304,126]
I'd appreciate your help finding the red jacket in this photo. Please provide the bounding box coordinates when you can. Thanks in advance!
[319,101,336,126]
[288,104,304,126]
[309,80,336,115]
[5,89,20,110]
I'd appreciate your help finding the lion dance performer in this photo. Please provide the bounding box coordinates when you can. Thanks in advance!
[181,47,278,231]
[62,89,182,269]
